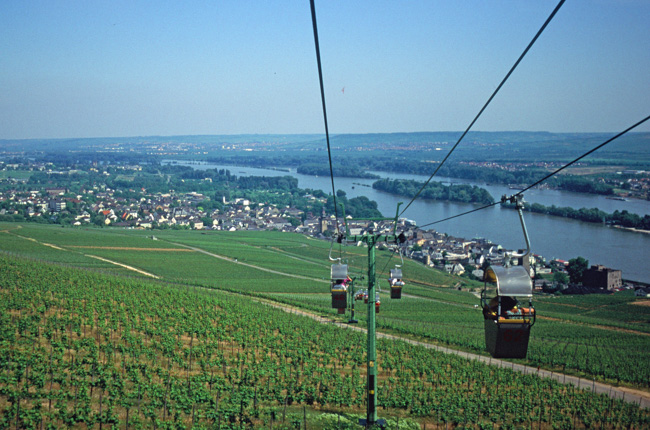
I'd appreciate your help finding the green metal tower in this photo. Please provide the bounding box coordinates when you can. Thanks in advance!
[341,203,404,428]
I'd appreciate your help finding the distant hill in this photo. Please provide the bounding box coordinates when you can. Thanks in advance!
[1,131,648,165]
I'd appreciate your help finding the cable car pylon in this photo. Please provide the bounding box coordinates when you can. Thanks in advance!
[336,202,406,428]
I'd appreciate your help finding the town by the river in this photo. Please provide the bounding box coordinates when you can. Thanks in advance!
[167,161,650,283]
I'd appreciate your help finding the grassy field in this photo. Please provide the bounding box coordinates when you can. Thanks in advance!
[0,224,474,289]
[0,170,33,180]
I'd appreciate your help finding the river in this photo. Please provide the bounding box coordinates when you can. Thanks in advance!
[164,161,650,283]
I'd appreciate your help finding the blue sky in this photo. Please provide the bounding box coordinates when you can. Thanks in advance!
[1,0,649,139]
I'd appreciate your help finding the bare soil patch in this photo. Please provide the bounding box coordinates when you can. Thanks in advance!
[85,254,160,278]
[631,300,650,307]
[69,246,194,251]
[558,165,624,175]
[538,315,563,321]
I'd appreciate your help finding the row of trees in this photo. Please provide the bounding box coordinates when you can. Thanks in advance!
[372,178,495,205]
[507,202,650,231]
[547,257,590,289]
[297,163,380,179]
[358,159,618,196]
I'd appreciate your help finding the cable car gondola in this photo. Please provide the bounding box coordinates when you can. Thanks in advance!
[481,265,536,358]
[480,194,536,359]
[330,263,349,311]
[389,266,404,299]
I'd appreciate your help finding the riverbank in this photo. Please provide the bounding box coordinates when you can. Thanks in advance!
[500,202,650,234]
[613,225,650,234]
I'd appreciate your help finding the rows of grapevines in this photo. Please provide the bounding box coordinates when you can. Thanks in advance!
[526,321,650,386]
[0,255,368,429]
[268,291,650,387]
[1,254,649,429]
[534,299,650,333]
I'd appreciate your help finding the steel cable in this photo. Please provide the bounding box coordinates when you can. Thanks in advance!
[310,0,340,233]
[399,0,566,217]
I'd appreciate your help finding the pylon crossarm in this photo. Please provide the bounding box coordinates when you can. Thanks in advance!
[337,202,404,244]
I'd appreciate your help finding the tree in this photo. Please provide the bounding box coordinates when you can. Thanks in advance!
[567,256,589,284]
[553,271,569,287]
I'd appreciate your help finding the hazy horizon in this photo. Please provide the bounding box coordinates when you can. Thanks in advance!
[4,130,650,143]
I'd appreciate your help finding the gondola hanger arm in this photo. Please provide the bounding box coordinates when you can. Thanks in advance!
[501,194,531,267]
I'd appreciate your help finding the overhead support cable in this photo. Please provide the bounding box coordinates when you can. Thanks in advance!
[419,201,499,229]
[419,114,650,228]
[310,0,340,232]
[379,249,398,280]
[399,0,566,217]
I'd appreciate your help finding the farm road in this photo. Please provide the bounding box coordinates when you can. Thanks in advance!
[166,240,330,284]
[260,299,650,409]
[2,229,162,279]
[85,254,160,279]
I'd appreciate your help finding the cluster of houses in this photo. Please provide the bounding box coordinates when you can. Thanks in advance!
[0,186,316,231]
[0,187,76,217]
[401,227,645,292]
[615,173,650,200]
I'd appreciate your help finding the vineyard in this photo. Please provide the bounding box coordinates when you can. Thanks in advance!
[0,223,649,428]
[264,291,650,388]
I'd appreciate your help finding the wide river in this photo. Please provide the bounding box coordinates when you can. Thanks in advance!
[166,161,650,283]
